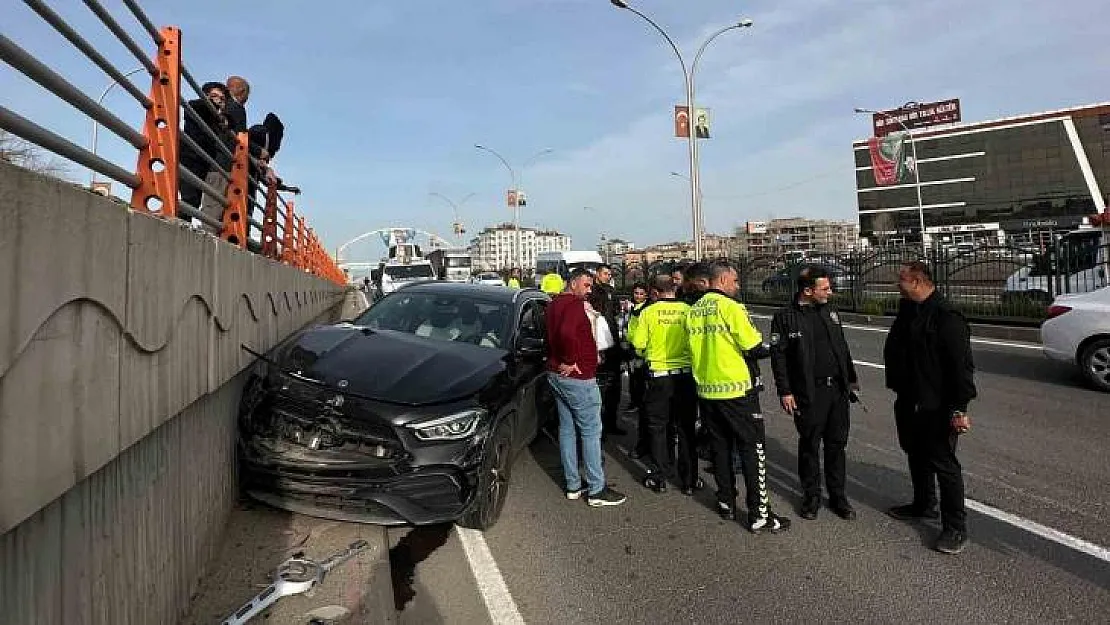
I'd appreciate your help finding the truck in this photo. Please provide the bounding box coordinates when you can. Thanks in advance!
[426,248,473,282]
[376,241,436,297]
[535,250,605,280]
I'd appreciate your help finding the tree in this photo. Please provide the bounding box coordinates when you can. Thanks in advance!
[0,129,71,179]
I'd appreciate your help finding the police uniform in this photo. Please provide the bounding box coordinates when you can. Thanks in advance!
[629,297,699,492]
[770,300,857,519]
[625,301,651,454]
[507,277,521,289]
[686,290,790,533]
[540,272,564,295]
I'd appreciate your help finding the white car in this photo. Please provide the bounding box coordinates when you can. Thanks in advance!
[472,272,506,287]
[1041,286,1110,392]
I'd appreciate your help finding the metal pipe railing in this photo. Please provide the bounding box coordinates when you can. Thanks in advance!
[178,200,223,230]
[0,34,147,150]
[121,0,163,45]
[178,132,232,183]
[180,101,236,163]
[79,0,158,76]
[0,104,141,188]
[177,165,230,208]
[23,0,152,108]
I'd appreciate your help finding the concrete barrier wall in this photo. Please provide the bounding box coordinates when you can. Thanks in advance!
[0,161,346,623]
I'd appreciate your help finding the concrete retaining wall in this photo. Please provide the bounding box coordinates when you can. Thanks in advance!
[0,161,345,624]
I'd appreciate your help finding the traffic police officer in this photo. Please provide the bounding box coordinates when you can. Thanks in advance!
[540,271,564,295]
[770,266,859,521]
[629,275,702,494]
[685,261,790,534]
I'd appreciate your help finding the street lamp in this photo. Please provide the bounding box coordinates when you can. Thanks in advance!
[90,67,144,187]
[855,105,927,253]
[612,1,753,259]
[429,192,474,246]
[474,144,554,271]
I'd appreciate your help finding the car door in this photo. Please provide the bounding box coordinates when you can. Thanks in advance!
[510,297,549,449]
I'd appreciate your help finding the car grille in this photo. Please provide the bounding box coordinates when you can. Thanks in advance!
[267,400,405,459]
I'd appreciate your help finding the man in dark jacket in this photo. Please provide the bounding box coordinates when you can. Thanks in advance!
[883,261,976,555]
[179,82,230,216]
[770,266,859,521]
[590,264,626,437]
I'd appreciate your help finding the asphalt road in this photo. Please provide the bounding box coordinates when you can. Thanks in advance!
[189,320,1110,623]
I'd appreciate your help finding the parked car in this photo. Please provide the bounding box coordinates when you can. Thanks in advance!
[761,262,854,294]
[238,282,553,529]
[472,272,506,287]
[1041,285,1110,392]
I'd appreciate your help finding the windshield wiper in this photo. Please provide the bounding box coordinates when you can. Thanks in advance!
[240,344,324,384]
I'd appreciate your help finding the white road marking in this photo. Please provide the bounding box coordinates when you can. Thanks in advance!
[456,527,527,625]
[853,360,886,369]
[748,313,1042,350]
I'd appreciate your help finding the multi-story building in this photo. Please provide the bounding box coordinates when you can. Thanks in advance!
[469,224,571,271]
[598,237,635,264]
[853,102,1110,248]
[736,218,859,256]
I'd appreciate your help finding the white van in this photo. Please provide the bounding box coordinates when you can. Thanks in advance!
[535,250,605,279]
[1004,228,1108,303]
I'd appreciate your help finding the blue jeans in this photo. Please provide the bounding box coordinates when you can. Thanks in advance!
[547,373,605,495]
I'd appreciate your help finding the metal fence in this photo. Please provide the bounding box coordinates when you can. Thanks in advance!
[0,0,344,285]
[613,240,1110,325]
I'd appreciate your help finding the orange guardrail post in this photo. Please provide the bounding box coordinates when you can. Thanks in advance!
[131,26,181,218]
[296,216,308,269]
[220,131,249,248]
[261,184,280,259]
[281,201,296,264]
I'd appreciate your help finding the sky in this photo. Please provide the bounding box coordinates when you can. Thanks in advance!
[3,0,1109,262]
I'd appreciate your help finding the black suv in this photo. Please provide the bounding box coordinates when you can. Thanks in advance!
[238,283,552,530]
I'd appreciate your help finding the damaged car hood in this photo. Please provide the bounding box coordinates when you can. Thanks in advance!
[272,325,507,406]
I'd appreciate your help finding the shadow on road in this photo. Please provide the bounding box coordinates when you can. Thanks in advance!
[388,524,453,611]
[971,349,1091,389]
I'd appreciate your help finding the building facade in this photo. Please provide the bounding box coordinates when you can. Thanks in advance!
[737,218,859,256]
[598,237,635,264]
[469,224,570,271]
[853,102,1110,247]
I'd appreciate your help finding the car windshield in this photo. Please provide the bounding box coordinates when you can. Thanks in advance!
[478,273,501,280]
[353,291,511,348]
[385,264,435,280]
[569,261,601,274]
[445,257,471,268]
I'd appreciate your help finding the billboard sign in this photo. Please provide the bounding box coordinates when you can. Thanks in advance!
[868,132,913,186]
[872,99,961,137]
[674,106,711,139]
[746,221,768,234]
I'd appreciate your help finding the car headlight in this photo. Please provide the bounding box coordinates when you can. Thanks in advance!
[408,409,486,441]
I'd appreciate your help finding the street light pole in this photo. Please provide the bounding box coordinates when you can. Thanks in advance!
[855,106,927,253]
[429,192,475,247]
[611,0,752,259]
[474,144,553,271]
[90,67,144,187]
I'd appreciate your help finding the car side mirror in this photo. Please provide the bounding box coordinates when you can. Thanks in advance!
[517,335,546,356]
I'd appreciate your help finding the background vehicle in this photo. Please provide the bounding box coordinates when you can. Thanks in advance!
[472,272,505,286]
[378,242,436,296]
[1004,228,1109,303]
[760,261,854,294]
[535,250,605,279]
[239,283,554,530]
[427,248,473,282]
[1041,285,1110,392]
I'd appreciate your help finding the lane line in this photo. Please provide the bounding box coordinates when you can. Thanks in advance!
[456,527,526,625]
[749,313,1042,350]
[853,360,885,369]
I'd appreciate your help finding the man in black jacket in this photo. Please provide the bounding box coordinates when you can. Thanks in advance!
[771,266,859,521]
[883,261,976,555]
[591,264,627,437]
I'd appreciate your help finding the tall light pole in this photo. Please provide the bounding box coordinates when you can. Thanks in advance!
[90,67,144,187]
[855,105,927,253]
[611,0,752,259]
[474,144,553,271]
[429,192,474,246]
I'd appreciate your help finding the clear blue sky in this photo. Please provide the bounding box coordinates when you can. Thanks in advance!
[3,0,1108,261]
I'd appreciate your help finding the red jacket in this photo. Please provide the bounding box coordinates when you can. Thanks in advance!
[546,293,598,380]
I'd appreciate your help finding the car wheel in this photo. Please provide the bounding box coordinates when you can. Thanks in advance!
[458,422,513,530]
[1079,338,1110,392]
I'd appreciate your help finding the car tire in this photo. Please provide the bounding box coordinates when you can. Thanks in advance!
[1079,338,1110,393]
[458,421,513,531]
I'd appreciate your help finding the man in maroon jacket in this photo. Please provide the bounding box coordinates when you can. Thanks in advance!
[546,269,627,507]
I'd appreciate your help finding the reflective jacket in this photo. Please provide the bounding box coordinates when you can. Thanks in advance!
[629,299,691,371]
[685,290,764,399]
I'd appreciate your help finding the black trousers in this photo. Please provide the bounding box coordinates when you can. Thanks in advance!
[701,395,770,523]
[178,158,208,216]
[644,373,698,488]
[599,353,626,435]
[794,384,850,501]
[629,363,647,408]
[894,397,967,532]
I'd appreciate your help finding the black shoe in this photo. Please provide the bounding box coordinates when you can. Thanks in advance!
[681,477,705,496]
[887,503,939,521]
[800,496,820,520]
[716,501,736,520]
[749,513,792,534]
[587,487,628,507]
[642,474,667,493]
[830,499,857,521]
[934,528,968,555]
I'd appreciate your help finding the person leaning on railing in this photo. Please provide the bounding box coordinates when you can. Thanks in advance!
[248,113,300,195]
[179,81,231,223]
